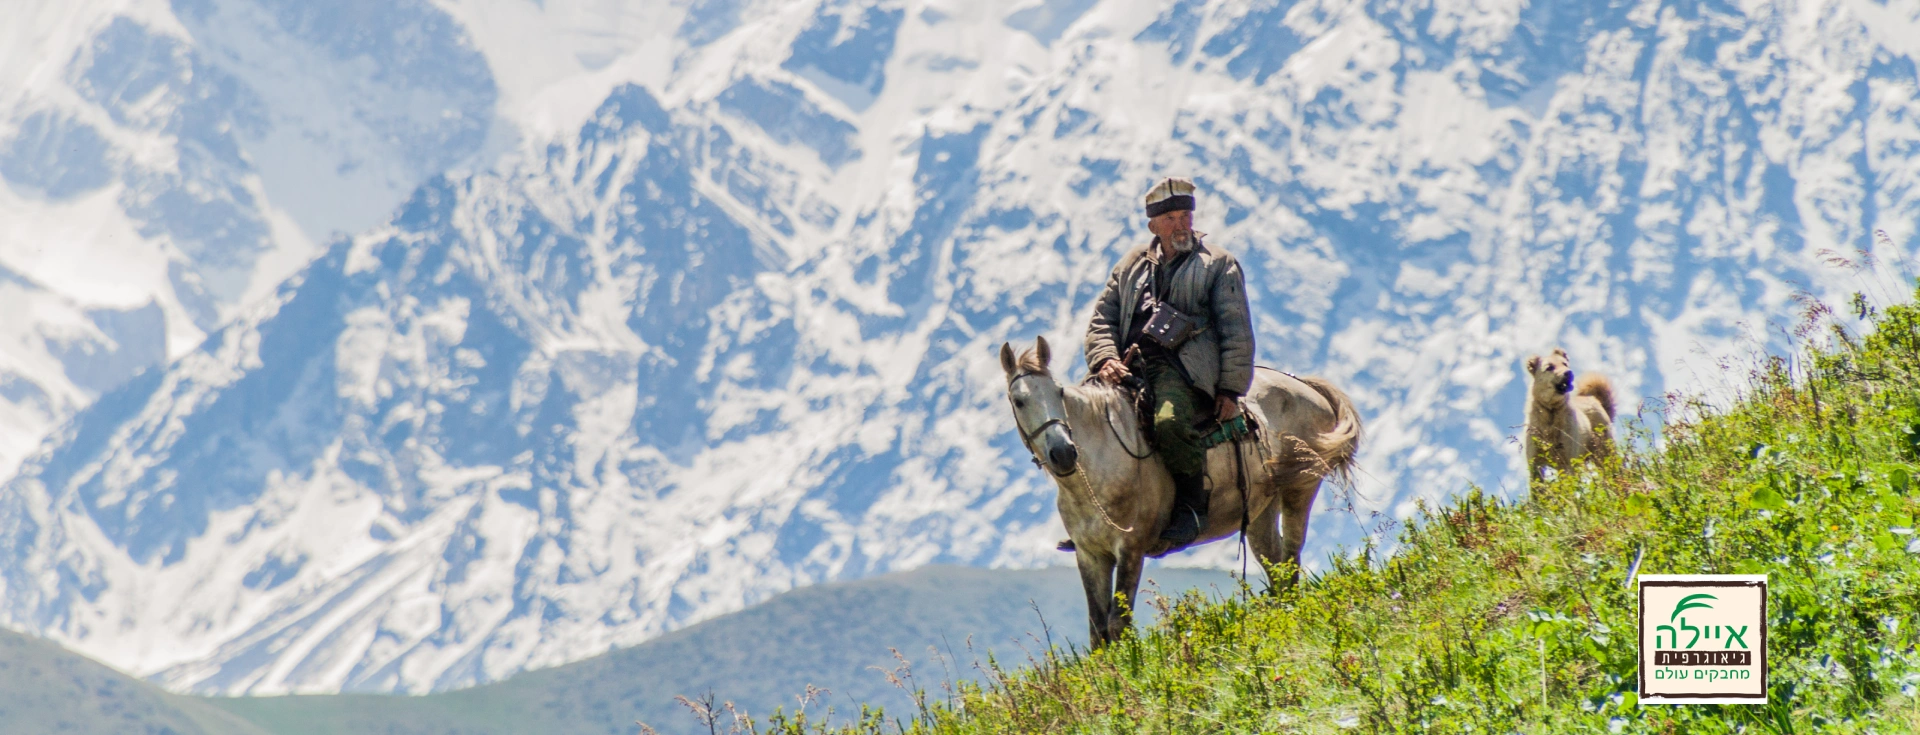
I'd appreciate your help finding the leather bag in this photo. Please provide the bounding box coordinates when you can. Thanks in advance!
[1140,300,1202,350]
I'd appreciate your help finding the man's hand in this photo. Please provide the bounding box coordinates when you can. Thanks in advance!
[1216,394,1241,422]
[1096,358,1131,385]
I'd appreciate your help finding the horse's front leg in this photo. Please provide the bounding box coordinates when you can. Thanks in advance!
[1074,548,1117,646]
[1109,549,1145,642]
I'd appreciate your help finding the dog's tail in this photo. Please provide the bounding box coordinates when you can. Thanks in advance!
[1576,374,1616,420]
[1297,376,1363,489]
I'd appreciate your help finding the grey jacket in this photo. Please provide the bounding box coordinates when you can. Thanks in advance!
[1085,237,1255,399]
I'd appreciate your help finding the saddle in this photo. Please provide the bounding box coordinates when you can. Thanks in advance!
[1057,357,1262,555]
[1198,413,1254,449]
[1111,345,1260,452]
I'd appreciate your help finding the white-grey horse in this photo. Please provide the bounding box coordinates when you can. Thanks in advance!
[999,336,1362,646]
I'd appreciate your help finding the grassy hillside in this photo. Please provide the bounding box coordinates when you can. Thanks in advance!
[0,628,267,735]
[206,565,1235,735]
[740,287,1920,734]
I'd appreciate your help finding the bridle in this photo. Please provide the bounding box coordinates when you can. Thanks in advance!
[1006,370,1135,534]
[1007,372,1078,477]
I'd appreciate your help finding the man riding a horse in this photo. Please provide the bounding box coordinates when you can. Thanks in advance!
[1084,177,1256,549]
[1000,178,1357,646]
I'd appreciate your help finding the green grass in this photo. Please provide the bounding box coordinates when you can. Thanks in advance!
[737,284,1920,735]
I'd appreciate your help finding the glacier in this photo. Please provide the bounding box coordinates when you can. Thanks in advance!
[1,0,1918,696]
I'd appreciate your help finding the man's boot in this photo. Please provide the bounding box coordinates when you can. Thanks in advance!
[1158,471,1209,547]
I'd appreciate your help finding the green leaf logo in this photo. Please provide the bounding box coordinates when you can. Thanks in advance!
[1670,594,1716,622]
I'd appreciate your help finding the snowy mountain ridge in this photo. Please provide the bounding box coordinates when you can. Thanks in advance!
[2,0,1919,696]
[0,0,499,478]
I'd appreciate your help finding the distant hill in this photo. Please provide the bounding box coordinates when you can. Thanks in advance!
[0,565,1236,734]
[209,564,1238,735]
[0,627,264,735]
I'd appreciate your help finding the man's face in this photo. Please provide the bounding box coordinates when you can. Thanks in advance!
[1150,209,1194,251]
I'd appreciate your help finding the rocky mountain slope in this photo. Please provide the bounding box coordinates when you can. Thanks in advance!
[0,0,497,476]
[2,0,1917,696]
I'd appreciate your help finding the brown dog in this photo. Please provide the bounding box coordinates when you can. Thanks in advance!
[1524,348,1616,480]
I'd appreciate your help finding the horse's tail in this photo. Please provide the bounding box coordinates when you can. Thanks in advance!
[1296,376,1363,489]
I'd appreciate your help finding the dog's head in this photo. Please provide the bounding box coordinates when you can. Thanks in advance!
[1525,348,1576,402]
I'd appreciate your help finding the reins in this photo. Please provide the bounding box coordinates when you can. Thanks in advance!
[1062,460,1135,534]
[1233,427,1252,582]
[1103,401,1154,459]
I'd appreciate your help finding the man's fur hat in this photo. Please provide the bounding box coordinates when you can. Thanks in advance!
[1143,177,1196,217]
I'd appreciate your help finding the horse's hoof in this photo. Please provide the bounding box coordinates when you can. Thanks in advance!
[1055,539,1076,552]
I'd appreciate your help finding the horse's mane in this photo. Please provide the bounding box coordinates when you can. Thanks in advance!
[1013,345,1130,416]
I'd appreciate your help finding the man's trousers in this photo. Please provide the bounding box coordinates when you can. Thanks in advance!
[1140,355,1208,478]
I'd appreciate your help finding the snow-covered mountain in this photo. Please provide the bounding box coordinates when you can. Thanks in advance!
[4,0,1919,696]
[0,0,498,476]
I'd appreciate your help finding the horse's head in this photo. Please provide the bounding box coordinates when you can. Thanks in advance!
[999,336,1079,476]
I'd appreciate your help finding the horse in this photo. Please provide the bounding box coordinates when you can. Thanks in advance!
[999,336,1362,646]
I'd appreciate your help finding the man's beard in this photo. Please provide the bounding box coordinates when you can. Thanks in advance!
[1166,230,1195,253]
